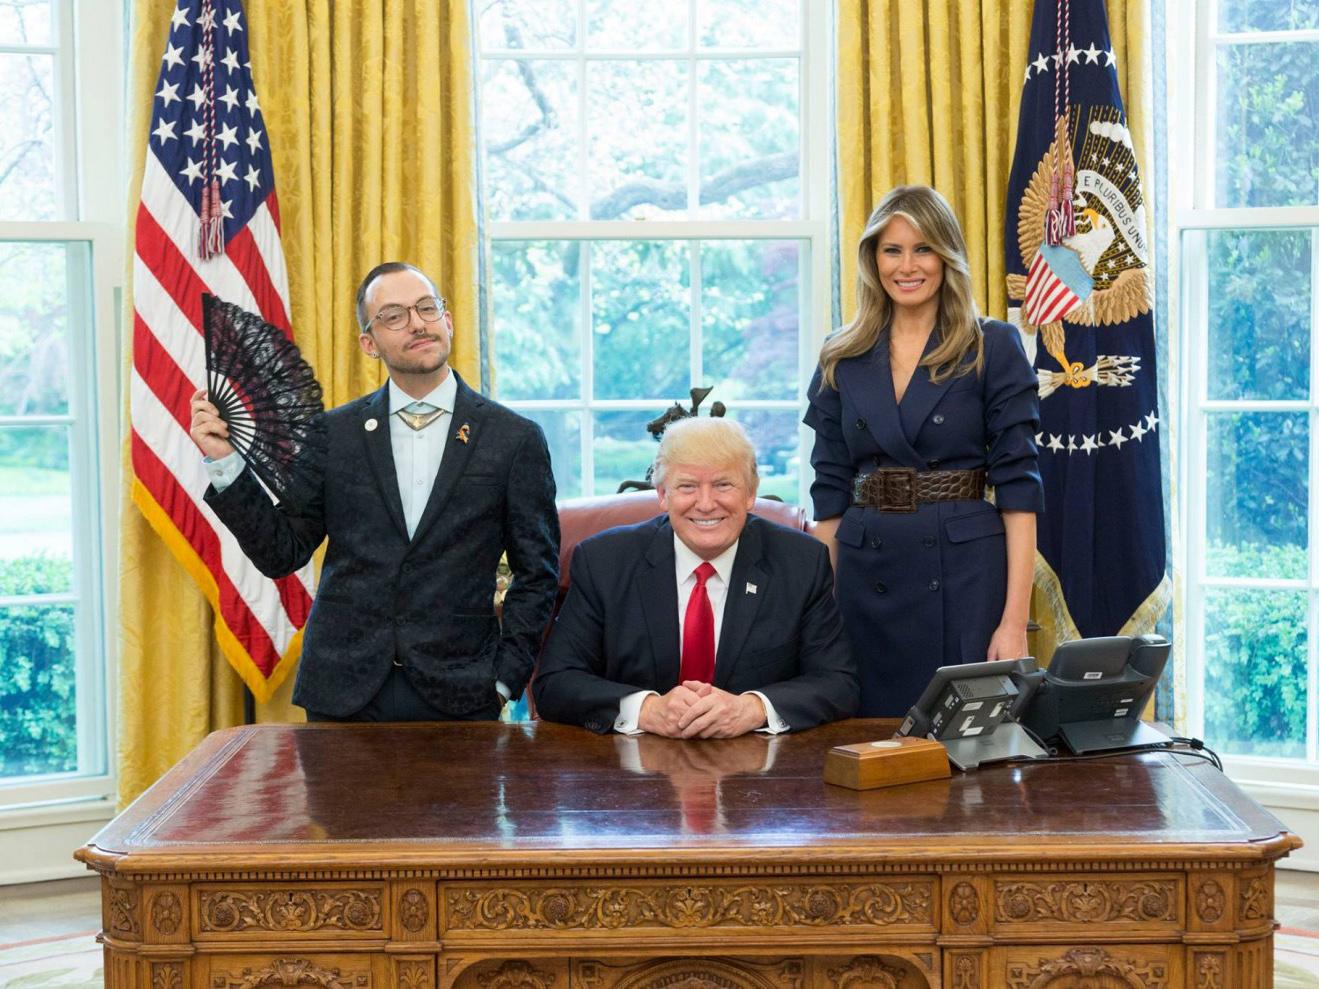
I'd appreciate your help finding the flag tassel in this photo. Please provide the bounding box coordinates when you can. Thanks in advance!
[199,180,224,259]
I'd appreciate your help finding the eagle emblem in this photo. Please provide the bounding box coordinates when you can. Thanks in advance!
[1008,106,1151,398]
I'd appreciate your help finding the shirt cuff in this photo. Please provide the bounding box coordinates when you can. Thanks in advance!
[203,451,246,493]
[614,690,659,734]
[747,691,789,734]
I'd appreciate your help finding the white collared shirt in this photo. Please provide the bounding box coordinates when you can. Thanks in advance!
[614,533,788,735]
[386,372,457,539]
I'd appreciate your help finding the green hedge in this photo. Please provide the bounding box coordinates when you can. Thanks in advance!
[0,554,77,777]
[1202,542,1308,758]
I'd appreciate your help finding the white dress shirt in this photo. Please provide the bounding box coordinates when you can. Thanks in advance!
[614,534,789,735]
[386,373,456,538]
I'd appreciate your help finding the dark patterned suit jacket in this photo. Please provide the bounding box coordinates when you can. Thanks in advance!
[204,372,559,718]
[533,515,858,733]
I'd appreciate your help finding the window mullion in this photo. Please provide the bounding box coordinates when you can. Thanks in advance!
[581,240,594,496]
[1309,230,1319,762]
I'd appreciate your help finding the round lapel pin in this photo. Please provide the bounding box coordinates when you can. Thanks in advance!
[364,418,378,432]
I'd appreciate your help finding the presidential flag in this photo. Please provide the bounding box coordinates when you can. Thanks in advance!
[131,0,313,700]
[1005,0,1169,640]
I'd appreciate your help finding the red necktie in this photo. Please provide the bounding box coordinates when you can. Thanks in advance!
[681,562,717,683]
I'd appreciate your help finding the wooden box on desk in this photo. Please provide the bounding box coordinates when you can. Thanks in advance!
[824,735,951,789]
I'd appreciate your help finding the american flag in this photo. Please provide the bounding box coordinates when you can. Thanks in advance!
[131,0,312,700]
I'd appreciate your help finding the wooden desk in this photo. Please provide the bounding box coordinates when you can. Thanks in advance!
[78,721,1299,989]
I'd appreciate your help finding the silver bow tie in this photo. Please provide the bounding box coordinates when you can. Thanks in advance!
[397,402,446,431]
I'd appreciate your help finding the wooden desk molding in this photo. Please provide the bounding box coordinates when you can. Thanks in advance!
[77,721,1300,989]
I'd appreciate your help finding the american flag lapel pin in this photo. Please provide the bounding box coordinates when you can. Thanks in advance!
[746,582,757,595]
[456,423,471,444]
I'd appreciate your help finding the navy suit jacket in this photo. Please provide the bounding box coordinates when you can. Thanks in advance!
[204,372,559,718]
[533,514,859,732]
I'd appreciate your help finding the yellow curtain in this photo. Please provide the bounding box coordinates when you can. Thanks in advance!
[835,0,1152,665]
[118,0,477,806]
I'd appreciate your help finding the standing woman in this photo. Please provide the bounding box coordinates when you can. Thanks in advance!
[804,186,1043,717]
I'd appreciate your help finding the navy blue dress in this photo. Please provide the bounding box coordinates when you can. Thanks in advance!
[804,319,1044,717]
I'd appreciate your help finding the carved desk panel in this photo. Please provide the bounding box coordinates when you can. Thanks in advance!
[78,721,1299,989]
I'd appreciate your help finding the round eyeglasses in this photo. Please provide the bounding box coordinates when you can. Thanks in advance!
[365,296,447,332]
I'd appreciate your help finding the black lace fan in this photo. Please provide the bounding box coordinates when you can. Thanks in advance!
[203,293,324,506]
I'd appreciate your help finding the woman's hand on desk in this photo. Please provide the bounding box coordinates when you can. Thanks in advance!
[986,621,1029,661]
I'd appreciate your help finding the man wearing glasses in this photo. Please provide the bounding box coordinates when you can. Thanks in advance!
[190,262,560,722]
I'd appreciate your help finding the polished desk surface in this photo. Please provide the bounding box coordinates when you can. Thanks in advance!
[82,719,1297,874]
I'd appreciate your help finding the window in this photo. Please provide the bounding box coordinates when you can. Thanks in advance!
[475,0,830,503]
[1175,1,1319,764]
[0,0,119,807]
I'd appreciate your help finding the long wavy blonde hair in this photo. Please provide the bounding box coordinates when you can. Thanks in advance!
[819,186,982,389]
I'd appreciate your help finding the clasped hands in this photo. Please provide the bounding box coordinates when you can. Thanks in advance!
[638,681,766,739]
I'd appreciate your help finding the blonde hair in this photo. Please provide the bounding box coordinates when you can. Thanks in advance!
[652,417,758,492]
[818,185,983,389]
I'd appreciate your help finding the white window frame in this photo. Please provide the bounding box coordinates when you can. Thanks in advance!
[1171,0,1319,810]
[478,0,833,505]
[0,0,122,831]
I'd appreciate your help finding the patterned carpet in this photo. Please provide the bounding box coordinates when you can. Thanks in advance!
[2,930,1318,987]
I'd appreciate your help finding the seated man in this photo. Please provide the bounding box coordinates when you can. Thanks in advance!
[534,417,858,737]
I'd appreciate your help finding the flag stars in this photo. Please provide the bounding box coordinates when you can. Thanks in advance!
[198,6,216,31]
[1108,429,1128,450]
[215,158,239,186]
[1082,42,1101,63]
[162,43,185,70]
[1144,412,1160,432]
[219,85,240,111]
[1104,49,1117,66]
[191,45,212,70]
[187,83,207,111]
[245,127,264,154]
[222,8,243,33]
[184,118,207,145]
[1047,434,1065,453]
[180,158,204,184]
[1080,434,1100,454]
[1066,436,1078,452]
[220,199,234,220]
[245,90,261,115]
[1032,52,1050,74]
[221,47,241,74]
[156,79,181,107]
[170,4,189,30]
[217,122,239,150]
[1051,49,1064,68]
[244,164,262,191]
[152,118,177,145]
[1066,45,1081,64]
[1129,420,1149,442]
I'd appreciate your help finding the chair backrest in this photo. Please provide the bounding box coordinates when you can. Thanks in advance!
[555,490,813,594]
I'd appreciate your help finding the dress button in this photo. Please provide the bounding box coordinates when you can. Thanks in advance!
[923,536,936,548]
[928,579,941,591]
[874,581,887,594]
[856,418,867,430]
[927,459,941,468]
[870,536,883,550]
[932,414,945,425]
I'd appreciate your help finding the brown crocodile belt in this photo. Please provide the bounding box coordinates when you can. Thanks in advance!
[852,468,986,513]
